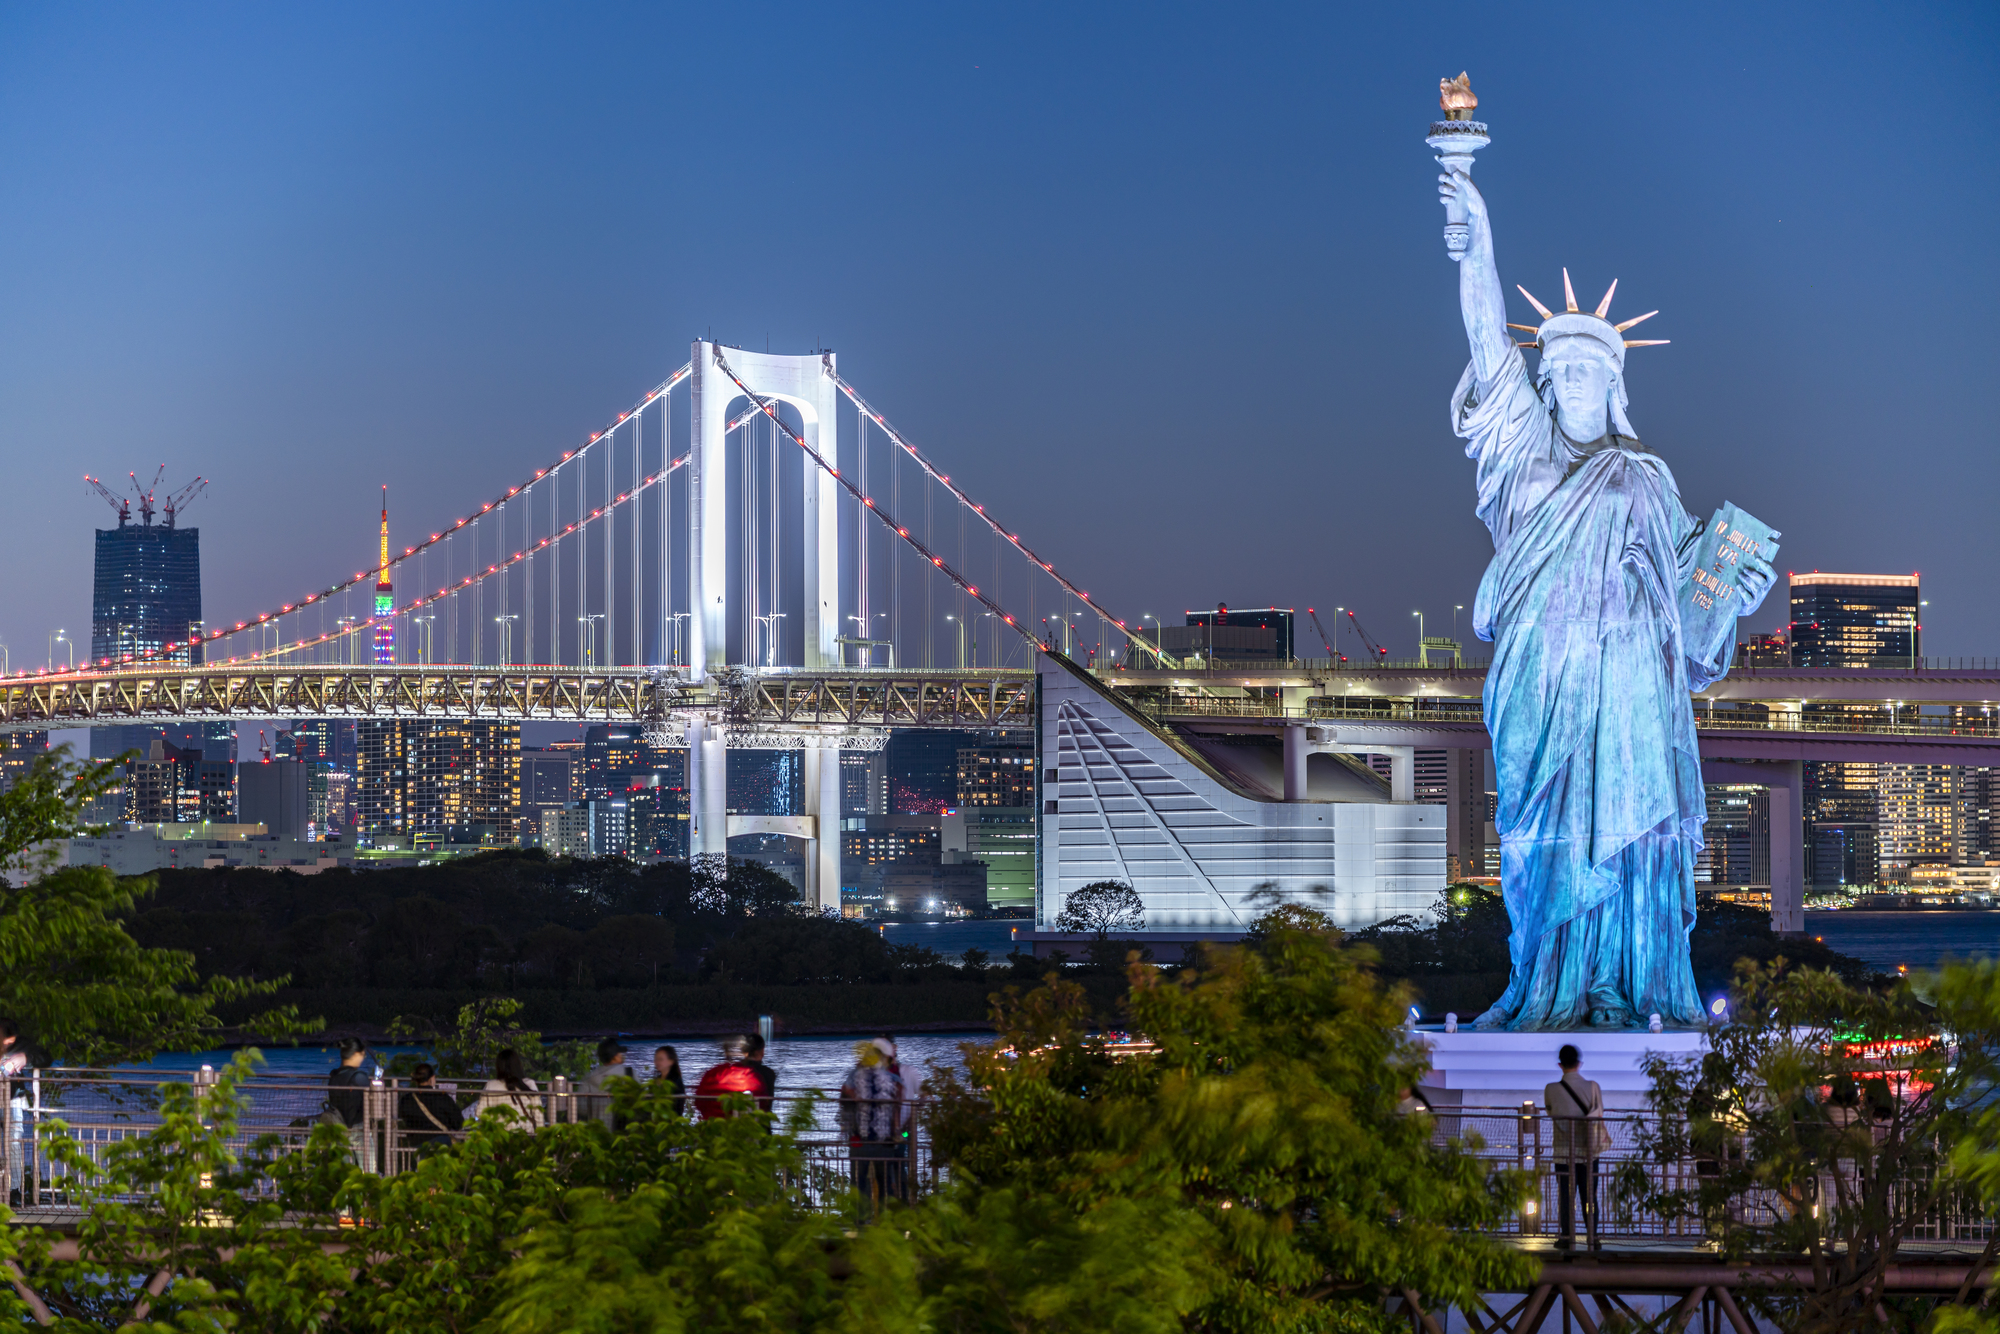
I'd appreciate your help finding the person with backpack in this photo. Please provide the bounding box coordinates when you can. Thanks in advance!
[693,1036,766,1121]
[839,1039,907,1207]
[1544,1043,1609,1253]
[325,1039,376,1169]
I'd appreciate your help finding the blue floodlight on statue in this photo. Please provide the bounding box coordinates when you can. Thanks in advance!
[1430,74,1778,1030]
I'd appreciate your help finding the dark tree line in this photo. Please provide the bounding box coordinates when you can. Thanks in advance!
[126,852,802,991]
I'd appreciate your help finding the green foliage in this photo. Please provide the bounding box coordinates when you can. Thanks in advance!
[0,750,304,1064]
[1617,959,2000,1333]
[1349,884,1511,977]
[928,905,1535,1329]
[1687,899,1881,993]
[384,996,592,1084]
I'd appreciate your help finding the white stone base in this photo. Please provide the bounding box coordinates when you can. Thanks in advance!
[1413,1026,1710,1112]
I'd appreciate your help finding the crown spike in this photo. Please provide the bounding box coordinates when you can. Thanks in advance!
[1516,285,1554,319]
[1614,310,1659,333]
[1623,339,1670,348]
[1562,269,1579,313]
[1594,279,1618,319]
[1505,323,1540,333]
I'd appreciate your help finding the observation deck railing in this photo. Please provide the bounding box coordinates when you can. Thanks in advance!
[0,1067,942,1221]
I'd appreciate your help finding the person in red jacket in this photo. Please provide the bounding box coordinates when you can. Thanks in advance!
[693,1036,770,1121]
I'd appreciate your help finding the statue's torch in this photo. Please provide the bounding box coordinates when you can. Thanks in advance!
[1427,72,1489,262]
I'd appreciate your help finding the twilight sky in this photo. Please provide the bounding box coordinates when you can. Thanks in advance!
[1,2,1995,673]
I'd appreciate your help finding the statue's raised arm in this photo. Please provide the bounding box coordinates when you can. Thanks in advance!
[1438,170,1512,386]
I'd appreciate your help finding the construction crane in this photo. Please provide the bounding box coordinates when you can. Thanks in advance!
[162,475,208,528]
[83,475,131,526]
[129,467,165,526]
[1344,609,1390,661]
[1305,607,1348,664]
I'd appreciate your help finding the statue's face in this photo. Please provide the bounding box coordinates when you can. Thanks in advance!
[1540,335,1617,439]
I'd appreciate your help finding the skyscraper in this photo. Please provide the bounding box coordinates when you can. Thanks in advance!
[374,488,395,665]
[1788,572,1921,890]
[356,721,520,843]
[91,518,203,667]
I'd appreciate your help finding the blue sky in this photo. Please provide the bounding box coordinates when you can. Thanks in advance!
[1,1,1994,677]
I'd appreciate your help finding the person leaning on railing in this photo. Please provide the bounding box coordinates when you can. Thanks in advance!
[839,1039,907,1205]
[0,1019,38,1208]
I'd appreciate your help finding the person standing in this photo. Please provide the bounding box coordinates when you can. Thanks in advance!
[651,1045,687,1117]
[1543,1044,1608,1252]
[0,1020,38,1207]
[397,1063,464,1158]
[471,1049,546,1130]
[744,1034,778,1116]
[839,1040,906,1208]
[326,1039,376,1170]
[579,1038,638,1129]
[693,1036,764,1121]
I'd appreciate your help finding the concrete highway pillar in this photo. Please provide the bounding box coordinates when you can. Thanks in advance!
[701,732,729,868]
[1769,759,1805,936]
[684,716,708,856]
[1387,746,1415,803]
[801,741,843,913]
[1283,725,1307,801]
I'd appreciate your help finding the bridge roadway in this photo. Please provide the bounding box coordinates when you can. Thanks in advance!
[2,660,1996,764]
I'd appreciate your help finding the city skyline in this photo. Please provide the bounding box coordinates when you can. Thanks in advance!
[0,6,1993,681]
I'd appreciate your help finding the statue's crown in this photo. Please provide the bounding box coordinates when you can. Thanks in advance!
[1508,270,1668,368]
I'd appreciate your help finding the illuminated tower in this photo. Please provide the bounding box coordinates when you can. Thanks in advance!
[374,487,395,665]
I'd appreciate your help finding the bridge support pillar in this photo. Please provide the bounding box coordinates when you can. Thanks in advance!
[800,741,843,915]
[1283,725,1307,801]
[690,721,728,865]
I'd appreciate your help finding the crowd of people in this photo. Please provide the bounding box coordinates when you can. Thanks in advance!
[324,1031,924,1196]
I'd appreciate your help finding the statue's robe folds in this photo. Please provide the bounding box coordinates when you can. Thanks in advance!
[1454,347,1717,1030]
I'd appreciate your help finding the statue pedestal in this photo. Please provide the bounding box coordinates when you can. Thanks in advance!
[1413,1026,1709,1112]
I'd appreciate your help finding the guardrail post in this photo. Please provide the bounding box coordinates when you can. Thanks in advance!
[365,1077,387,1175]
[1520,1100,1541,1235]
[552,1074,571,1126]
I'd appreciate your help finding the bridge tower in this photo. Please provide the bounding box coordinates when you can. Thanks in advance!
[686,342,840,680]
[684,345,846,909]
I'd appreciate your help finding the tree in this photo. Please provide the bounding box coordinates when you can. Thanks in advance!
[926,904,1536,1327]
[1613,958,2000,1333]
[1052,879,1144,938]
[0,751,302,1064]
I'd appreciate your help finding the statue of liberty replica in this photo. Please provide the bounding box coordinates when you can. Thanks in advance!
[1429,75,1779,1030]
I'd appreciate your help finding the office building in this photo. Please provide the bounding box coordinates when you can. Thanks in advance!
[942,806,1035,909]
[239,759,310,841]
[1160,604,1294,663]
[0,733,48,791]
[539,800,627,858]
[283,720,357,771]
[1787,573,1919,891]
[956,746,1034,808]
[123,738,234,825]
[520,748,580,846]
[842,750,886,816]
[888,730,1010,814]
[356,721,520,844]
[90,518,202,668]
[540,806,590,858]
[1790,573,1921,668]
[1877,763,1962,879]
[583,724,646,800]
[1698,785,1771,889]
[92,721,235,767]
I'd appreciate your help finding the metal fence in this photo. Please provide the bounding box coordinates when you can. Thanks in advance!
[1440,1103,1994,1246]
[0,1067,942,1218]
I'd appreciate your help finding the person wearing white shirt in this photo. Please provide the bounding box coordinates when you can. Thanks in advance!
[470,1048,547,1131]
[1543,1044,1607,1253]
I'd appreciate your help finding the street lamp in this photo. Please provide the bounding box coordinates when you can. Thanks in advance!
[1412,610,1424,666]
[494,614,518,666]
[1914,600,1928,670]
[668,613,691,665]
[755,613,787,666]
[946,614,966,669]
[979,611,997,668]
[49,630,71,672]
[579,614,605,667]
[414,615,435,666]
[1454,604,1464,647]
[1140,613,1162,668]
